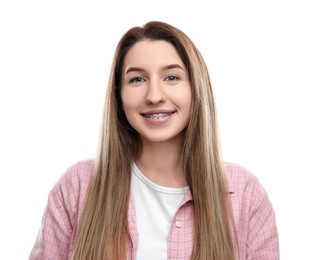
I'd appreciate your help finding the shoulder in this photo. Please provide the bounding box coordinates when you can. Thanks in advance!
[46,159,96,227]
[50,159,95,213]
[224,161,274,224]
[29,159,96,259]
[224,162,279,258]
[224,161,272,215]
[224,162,262,195]
[56,158,95,189]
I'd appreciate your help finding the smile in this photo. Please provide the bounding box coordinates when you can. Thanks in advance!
[143,113,173,119]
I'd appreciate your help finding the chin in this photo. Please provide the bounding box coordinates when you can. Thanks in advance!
[141,133,184,144]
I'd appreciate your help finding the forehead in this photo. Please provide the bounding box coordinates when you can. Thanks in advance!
[123,40,184,69]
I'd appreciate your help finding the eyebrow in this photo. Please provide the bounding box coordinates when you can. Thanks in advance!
[125,64,185,74]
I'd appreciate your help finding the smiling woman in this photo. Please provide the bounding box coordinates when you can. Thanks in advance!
[29,21,279,260]
[121,40,192,145]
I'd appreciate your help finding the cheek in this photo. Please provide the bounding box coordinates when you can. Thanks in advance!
[121,92,138,120]
[121,100,134,127]
[121,87,145,111]
[121,90,131,111]
[181,89,192,122]
[177,87,192,109]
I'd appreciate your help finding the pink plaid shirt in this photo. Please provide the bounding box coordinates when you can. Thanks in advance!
[29,159,279,260]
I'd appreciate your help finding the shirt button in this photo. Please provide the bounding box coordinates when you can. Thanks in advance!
[175,220,182,228]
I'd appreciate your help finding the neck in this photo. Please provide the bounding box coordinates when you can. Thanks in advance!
[136,138,187,188]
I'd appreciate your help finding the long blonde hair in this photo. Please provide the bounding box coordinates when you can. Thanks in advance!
[71,21,236,260]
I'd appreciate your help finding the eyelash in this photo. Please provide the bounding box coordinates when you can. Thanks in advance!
[165,74,180,82]
[129,76,145,83]
[128,74,180,84]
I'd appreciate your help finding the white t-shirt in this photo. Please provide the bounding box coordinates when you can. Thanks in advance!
[131,162,188,260]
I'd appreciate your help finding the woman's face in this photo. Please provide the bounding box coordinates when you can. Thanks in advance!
[120,40,191,145]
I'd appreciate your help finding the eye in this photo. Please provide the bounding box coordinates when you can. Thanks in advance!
[129,76,146,84]
[165,74,180,83]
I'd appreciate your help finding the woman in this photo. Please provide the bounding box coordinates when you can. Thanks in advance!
[29,21,279,260]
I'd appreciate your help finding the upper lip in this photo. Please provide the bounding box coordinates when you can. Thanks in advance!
[141,109,175,115]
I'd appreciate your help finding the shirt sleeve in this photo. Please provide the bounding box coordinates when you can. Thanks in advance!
[29,173,75,260]
[246,177,279,260]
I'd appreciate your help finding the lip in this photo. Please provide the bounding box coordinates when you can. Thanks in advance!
[141,109,175,115]
[141,109,175,125]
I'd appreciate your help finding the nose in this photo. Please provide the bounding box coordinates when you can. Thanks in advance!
[145,80,166,104]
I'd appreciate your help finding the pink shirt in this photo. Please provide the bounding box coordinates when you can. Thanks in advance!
[29,159,279,260]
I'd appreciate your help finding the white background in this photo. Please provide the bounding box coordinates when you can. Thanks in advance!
[0,0,314,259]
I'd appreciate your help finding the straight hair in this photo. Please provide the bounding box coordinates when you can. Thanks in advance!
[71,21,237,260]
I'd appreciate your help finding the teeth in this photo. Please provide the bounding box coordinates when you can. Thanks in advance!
[145,113,170,119]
